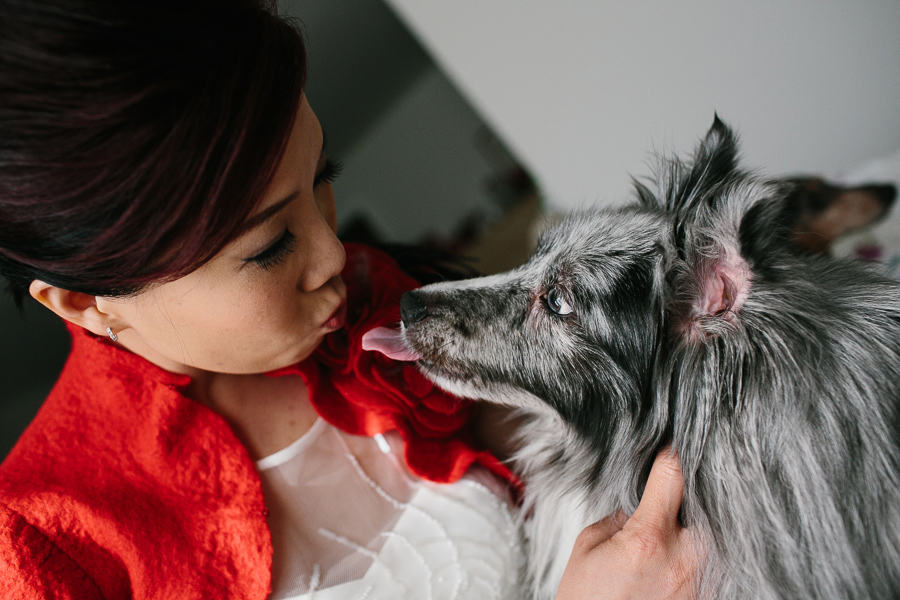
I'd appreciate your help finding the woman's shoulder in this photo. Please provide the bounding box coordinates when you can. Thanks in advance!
[0,324,269,564]
[0,358,273,599]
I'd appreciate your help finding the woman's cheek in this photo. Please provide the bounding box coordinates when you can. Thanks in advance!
[259,288,303,332]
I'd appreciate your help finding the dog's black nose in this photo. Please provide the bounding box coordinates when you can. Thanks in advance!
[401,291,429,327]
[876,183,897,208]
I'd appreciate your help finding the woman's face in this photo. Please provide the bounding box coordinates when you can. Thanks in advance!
[99,96,347,377]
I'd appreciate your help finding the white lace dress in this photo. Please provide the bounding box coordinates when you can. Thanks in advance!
[256,418,524,600]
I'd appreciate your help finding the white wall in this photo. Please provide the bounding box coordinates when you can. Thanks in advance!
[385,0,900,210]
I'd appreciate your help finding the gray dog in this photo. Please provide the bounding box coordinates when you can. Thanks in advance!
[394,119,900,599]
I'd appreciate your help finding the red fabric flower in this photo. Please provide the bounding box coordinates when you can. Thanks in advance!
[271,244,516,486]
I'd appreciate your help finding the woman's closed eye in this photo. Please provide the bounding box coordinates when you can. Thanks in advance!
[314,159,343,186]
[246,229,298,270]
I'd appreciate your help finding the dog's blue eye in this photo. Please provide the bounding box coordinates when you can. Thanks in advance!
[546,287,573,316]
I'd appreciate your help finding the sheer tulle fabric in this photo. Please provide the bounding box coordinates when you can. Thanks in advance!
[257,420,523,599]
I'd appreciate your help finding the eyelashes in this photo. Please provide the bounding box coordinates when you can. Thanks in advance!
[246,229,298,270]
[314,159,343,186]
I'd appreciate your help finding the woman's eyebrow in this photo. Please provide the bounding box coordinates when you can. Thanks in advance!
[237,192,299,237]
[237,130,328,237]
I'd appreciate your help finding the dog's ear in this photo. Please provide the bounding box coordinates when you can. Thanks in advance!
[785,177,898,254]
[668,115,740,218]
[669,118,754,338]
[634,115,739,219]
[673,245,752,341]
[693,250,752,319]
[677,115,739,214]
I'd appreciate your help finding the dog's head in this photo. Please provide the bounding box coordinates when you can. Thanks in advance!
[400,118,805,449]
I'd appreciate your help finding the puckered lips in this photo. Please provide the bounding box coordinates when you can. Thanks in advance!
[323,301,347,331]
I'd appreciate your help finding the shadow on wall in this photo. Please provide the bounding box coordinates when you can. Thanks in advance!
[0,293,69,459]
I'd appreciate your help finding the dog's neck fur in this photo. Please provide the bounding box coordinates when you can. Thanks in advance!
[510,406,661,600]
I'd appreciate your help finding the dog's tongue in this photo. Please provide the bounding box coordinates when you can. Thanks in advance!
[361,326,421,362]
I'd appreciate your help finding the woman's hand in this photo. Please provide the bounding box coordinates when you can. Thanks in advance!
[554,449,700,600]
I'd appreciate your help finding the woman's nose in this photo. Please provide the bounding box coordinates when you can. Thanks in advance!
[300,214,345,292]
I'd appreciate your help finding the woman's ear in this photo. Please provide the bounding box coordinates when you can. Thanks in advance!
[29,280,111,337]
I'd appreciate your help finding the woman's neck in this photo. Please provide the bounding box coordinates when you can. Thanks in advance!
[189,371,319,461]
[109,329,319,460]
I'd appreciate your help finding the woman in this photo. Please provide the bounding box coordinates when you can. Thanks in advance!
[0,0,698,598]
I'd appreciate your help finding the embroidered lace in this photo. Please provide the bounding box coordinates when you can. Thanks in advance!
[257,419,523,600]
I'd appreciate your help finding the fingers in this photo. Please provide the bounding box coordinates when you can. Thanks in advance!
[557,451,700,600]
[573,510,628,550]
[629,447,684,533]
[575,448,685,557]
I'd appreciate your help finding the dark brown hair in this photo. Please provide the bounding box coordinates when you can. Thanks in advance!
[0,0,306,304]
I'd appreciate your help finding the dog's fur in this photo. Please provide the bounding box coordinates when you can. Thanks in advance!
[785,176,897,254]
[399,118,900,599]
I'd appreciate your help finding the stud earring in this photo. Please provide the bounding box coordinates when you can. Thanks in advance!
[107,327,118,342]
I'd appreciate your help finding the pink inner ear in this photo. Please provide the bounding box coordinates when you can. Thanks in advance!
[703,271,729,316]
[699,254,752,318]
